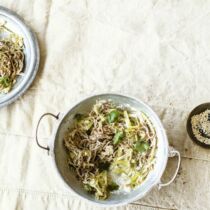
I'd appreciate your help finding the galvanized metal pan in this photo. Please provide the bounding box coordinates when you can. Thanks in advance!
[0,6,40,108]
[35,94,181,207]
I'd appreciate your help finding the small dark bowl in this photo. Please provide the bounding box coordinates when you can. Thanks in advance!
[186,103,210,148]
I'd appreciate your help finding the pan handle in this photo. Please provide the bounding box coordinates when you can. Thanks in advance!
[35,112,60,154]
[158,146,181,189]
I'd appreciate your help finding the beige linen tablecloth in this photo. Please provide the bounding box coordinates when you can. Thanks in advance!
[1,0,210,209]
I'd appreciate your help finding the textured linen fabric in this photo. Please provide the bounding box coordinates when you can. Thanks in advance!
[1,0,210,209]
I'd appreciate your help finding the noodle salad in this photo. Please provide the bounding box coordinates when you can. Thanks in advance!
[64,100,157,200]
[0,21,24,93]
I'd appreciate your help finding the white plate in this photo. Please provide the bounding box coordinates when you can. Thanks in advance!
[0,6,39,107]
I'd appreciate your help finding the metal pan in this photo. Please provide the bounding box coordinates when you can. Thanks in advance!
[35,94,181,207]
[0,6,39,107]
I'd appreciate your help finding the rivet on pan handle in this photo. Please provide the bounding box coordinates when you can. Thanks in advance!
[35,112,60,154]
[158,146,181,189]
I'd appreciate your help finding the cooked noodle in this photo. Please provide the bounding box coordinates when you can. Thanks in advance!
[0,21,24,93]
[64,100,157,200]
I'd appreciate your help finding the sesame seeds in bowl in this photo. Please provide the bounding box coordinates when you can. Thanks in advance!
[187,103,210,148]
